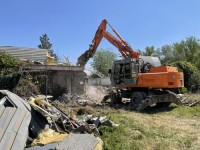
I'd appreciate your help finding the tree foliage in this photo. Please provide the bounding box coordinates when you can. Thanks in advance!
[143,46,155,56]
[142,46,161,59]
[91,49,117,77]
[38,34,58,61]
[0,51,21,75]
[171,61,200,90]
[160,45,175,64]
[173,37,200,69]
[142,36,200,90]
[142,36,200,68]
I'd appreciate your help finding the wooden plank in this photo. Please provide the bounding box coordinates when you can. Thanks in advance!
[1,90,31,110]
[0,109,26,150]
[0,107,16,141]
[0,97,7,105]
[11,111,31,150]
[0,105,5,117]
[0,132,16,150]
[0,90,31,150]
[7,108,26,132]
[5,92,24,108]
[0,109,30,150]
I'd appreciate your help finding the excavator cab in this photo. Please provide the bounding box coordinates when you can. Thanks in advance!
[110,59,139,85]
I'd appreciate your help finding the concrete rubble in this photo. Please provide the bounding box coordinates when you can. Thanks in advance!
[0,90,117,150]
[56,133,102,150]
[57,86,110,106]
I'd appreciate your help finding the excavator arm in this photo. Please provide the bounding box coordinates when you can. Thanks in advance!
[77,19,140,67]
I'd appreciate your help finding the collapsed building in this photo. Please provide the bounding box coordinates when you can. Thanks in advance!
[0,47,109,149]
[0,46,87,96]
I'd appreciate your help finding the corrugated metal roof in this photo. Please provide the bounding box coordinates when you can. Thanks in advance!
[0,90,31,150]
[0,46,48,63]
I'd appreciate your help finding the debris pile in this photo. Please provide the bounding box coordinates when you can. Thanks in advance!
[28,95,116,134]
[56,86,200,111]
[57,86,109,106]
[85,86,109,103]
[180,94,200,107]
[0,90,117,150]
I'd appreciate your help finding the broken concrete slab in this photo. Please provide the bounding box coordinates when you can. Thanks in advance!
[25,134,103,150]
[56,133,99,150]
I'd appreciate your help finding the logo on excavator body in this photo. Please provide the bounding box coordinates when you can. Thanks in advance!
[144,78,155,82]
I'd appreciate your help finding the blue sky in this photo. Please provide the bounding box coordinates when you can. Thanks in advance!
[1,0,200,64]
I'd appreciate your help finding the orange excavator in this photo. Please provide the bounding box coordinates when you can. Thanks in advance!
[77,19,184,110]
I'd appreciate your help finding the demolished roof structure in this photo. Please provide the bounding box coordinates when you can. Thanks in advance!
[0,46,54,64]
[0,90,31,150]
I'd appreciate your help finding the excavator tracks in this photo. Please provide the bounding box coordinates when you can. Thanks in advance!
[134,91,183,111]
[107,90,185,111]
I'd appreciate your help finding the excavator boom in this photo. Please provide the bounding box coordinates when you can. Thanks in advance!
[77,19,139,67]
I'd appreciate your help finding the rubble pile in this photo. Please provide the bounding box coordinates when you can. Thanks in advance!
[57,86,110,106]
[180,94,200,107]
[85,86,109,103]
[0,90,117,150]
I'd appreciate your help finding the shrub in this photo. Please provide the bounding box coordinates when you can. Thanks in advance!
[171,61,200,91]
[0,51,21,75]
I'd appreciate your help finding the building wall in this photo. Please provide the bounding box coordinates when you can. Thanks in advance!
[88,77,111,87]
[48,70,87,96]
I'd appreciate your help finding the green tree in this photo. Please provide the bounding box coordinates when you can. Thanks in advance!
[171,61,200,91]
[38,34,58,61]
[0,51,20,75]
[173,36,200,69]
[160,45,174,64]
[91,49,117,77]
[173,41,187,62]
[154,48,162,59]
[143,46,155,56]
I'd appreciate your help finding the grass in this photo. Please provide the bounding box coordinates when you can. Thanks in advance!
[165,105,200,117]
[57,94,200,150]
[94,104,200,150]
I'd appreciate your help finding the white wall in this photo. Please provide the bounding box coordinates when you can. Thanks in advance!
[88,77,111,87]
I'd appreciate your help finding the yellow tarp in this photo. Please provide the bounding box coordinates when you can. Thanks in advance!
[94,137,103,150]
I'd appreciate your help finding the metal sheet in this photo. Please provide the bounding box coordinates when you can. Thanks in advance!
[0,107,16,141]
[0,90,31,150]
[0,46,47,63]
